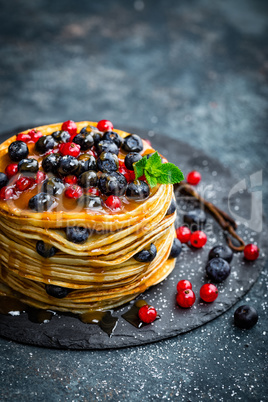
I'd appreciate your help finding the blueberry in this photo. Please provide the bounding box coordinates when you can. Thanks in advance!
[206,257,231,282]
[52,130,71,143]
[66,226,89,244]
[78,195,102,209]
[18,158,39,173]
[122,134,143,153]
[208,245,233,263]
[91,131,103,145]
[98,172,127,196]
[45,284,71,299]
[166,199,177,215]
[58,155,79,176]
[96,140,119,155]
[234,305,258,329]
[42,177,65,195]
[97,152,119,173]
[183,209,207,231]
[35,135,55,154]
[124,152,142,171]
[169,238,182,258]
[134,243,157,263]
[126,180,150,200]
[73,133,94,151]
[102,131,123,148]
[28,192,55,212]
[79,171,98,188]
[36,240,58,258]
[0,172,8,189]
[42,153,61,174]
[77,154,97,175]
[8,141,29,162]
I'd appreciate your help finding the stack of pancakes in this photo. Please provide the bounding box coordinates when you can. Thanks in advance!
[0,122,176,313]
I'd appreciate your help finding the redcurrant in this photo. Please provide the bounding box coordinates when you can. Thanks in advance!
[64,175,78,185]
[200,283,218,302]
[176,280,192,292]
[97,119,114,132]
[5,163,18,179]
[15,177,34,191]
[176,289,196,308]
[138,305,158,324]
[36,171,47,184]
[61,120,77,136]
[65,185,83,199]
[29,129,43,143]
[105,195,122,211]
[190,231,207,248]
[244,244,259,261]
[187,170,202,185]
[0,186,15,200]
[59,142,80,158]
[86,187,101,196]
[176,226,191,243]
[16,133,31,143]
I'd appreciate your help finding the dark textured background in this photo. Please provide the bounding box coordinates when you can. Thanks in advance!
[0,0,267,400]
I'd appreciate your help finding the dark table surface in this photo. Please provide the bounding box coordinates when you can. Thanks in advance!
[0,0,267,400]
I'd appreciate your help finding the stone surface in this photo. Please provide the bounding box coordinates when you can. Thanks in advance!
[0,130,267,350]
[0,0,267,400]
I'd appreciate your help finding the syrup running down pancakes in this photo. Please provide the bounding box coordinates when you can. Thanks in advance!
[0,121,180,314]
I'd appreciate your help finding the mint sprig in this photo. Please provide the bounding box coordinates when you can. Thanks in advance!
[133,152,184,188]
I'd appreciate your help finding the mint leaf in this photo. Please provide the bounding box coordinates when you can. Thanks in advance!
[157,163,184,184]
[133,151,184,188]
[134,155,147,179]
[146,152,162,169]
[145,171,158,188]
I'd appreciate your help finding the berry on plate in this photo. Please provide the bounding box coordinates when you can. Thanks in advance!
[206,257,231,282]
[208,244,233,263]
[97,119,114,132]
[138,304,158,324]
[190,230,207,248]
[234,305,258,329]
[187,170,202,185]
[176,280,192,292]
[244,244,259,261]
[200,283,218,302]
[176,226,191,243]
[176,289,196,308]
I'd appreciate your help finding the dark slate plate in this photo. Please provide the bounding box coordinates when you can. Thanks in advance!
[0,126,267,349]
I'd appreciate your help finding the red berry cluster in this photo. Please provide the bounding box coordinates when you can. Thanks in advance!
[176,226,207,248]
[176,280,218,308]
[17,129,43,144]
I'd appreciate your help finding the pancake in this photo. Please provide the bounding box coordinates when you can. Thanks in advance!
[0,121,181,314]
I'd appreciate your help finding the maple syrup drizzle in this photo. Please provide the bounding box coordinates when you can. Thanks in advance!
[0,295,118,336]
